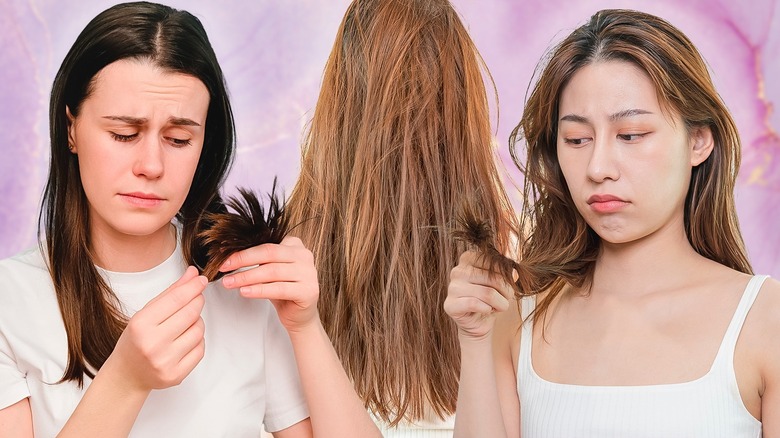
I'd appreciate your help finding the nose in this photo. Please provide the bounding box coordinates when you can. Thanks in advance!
[132,135,164,179]
[586,135,620,183]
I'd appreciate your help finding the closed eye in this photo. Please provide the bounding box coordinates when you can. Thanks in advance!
[168,137,193,147]
[110,132,137,142]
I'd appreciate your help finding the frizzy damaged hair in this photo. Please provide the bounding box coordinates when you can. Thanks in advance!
[196,182,289,281]
[41,2,235,385]
[452,207,521,293]
[286,0,517,424]
[501,9,752,320]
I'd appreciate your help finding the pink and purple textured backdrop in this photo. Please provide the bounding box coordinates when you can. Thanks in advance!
[1,0,778,276]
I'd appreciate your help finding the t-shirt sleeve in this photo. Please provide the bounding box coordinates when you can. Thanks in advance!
[262,305,310,433]
[0,329,30,410]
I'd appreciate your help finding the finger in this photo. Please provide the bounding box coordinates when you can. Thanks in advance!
[158,292,205,337]
[146,266,200,306]
[219,243,304,272]
[172,337,206,386]
[144,275,207,325]
[279,235,304,247]
[169,317,206,360]
[452,263,504,290]
[222,262,312,289]
[444,295,495,317]
[449,283,509,314]
[239,281,316,304]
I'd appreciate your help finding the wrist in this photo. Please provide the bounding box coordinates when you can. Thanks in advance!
[98,355,153,400]
[458,331,494,346]
[285,316,325,339]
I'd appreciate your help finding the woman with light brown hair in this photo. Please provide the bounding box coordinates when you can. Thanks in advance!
[286,0,516,434]
[445,8,780,437]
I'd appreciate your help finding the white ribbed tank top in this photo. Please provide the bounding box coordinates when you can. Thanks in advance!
[518,275,767,438]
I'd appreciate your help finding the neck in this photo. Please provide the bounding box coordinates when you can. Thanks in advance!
[90,223,177,272]
[591,217,708,297]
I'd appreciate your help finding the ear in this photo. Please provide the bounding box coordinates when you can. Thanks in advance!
[689,125,714,167]
[65,106,77,154]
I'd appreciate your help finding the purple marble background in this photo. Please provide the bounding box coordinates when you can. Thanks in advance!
[1,0,778,277]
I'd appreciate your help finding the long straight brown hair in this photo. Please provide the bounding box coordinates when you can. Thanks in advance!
[41,2,234,386]
[287,0,516,424]
[510,9,753,320]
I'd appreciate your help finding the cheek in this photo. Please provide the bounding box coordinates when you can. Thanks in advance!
[169,148,203,199]
[556,149,582,193]
[76,135,120,191]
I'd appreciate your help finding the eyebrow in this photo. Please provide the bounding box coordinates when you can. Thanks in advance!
[101,115,202,127]
[559,109,654,124]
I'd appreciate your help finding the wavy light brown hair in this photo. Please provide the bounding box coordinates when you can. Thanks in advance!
[510,9,753,319]
[287,0,515,424]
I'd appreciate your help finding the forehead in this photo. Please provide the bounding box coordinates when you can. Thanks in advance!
[82,59,210,122]
[559,60,662,116]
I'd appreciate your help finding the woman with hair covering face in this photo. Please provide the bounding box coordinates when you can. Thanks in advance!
[0,2,379,437]
[445,8,780,438]
[286,0,516,435]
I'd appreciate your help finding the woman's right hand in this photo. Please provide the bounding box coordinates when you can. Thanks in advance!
[104,266,208,392]
[444,250,514,342]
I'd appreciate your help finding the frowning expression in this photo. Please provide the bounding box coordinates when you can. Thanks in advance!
[68,59,209,242]
[556,60,712,245]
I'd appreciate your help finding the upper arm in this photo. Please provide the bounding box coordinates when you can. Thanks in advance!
[0,398,33,438]
[493,301,522,437]
[271,417,312,438]
[757,278,780,436]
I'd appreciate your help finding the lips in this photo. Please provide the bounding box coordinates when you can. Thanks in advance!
[119,192,165,208]
[587,194,628,213]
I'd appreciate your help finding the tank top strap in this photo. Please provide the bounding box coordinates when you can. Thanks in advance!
[712,275,769,369]
[518,295,536,374]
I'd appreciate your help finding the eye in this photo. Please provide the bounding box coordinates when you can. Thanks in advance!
[168,137,193,147]
[564,137,591,146]
[110,132,138,142]
[617,133,649,142]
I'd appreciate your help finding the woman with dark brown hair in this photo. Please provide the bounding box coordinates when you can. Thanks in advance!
[445,8,780,437]
[286,0,516,434]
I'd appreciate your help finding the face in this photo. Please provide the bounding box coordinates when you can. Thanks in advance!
[68,59,209,243]
[556,60,712,245]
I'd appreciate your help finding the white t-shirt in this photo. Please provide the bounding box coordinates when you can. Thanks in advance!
[0,241,309,437]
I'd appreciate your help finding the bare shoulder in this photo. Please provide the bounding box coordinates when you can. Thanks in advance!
[742,276,780,373]
[745,276,780,333]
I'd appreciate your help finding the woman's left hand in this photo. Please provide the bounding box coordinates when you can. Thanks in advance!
[219,236,320,333]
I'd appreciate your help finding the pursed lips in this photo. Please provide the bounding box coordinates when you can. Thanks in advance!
[586,194,628,213]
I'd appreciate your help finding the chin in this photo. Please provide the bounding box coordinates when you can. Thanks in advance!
[108,217,175,238]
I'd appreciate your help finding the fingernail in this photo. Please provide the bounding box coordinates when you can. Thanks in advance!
[512,269,519,282]
[221,259,232,270]
[239,286,251,296]
[223,276,234,287]
[199,276,208,286]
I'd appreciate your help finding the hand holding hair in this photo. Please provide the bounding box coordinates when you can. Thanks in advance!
[104,266,208,392]
[452,207,521,293]
[219,236,321,334]
[444,250,515,342]
[196,179,289,281]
